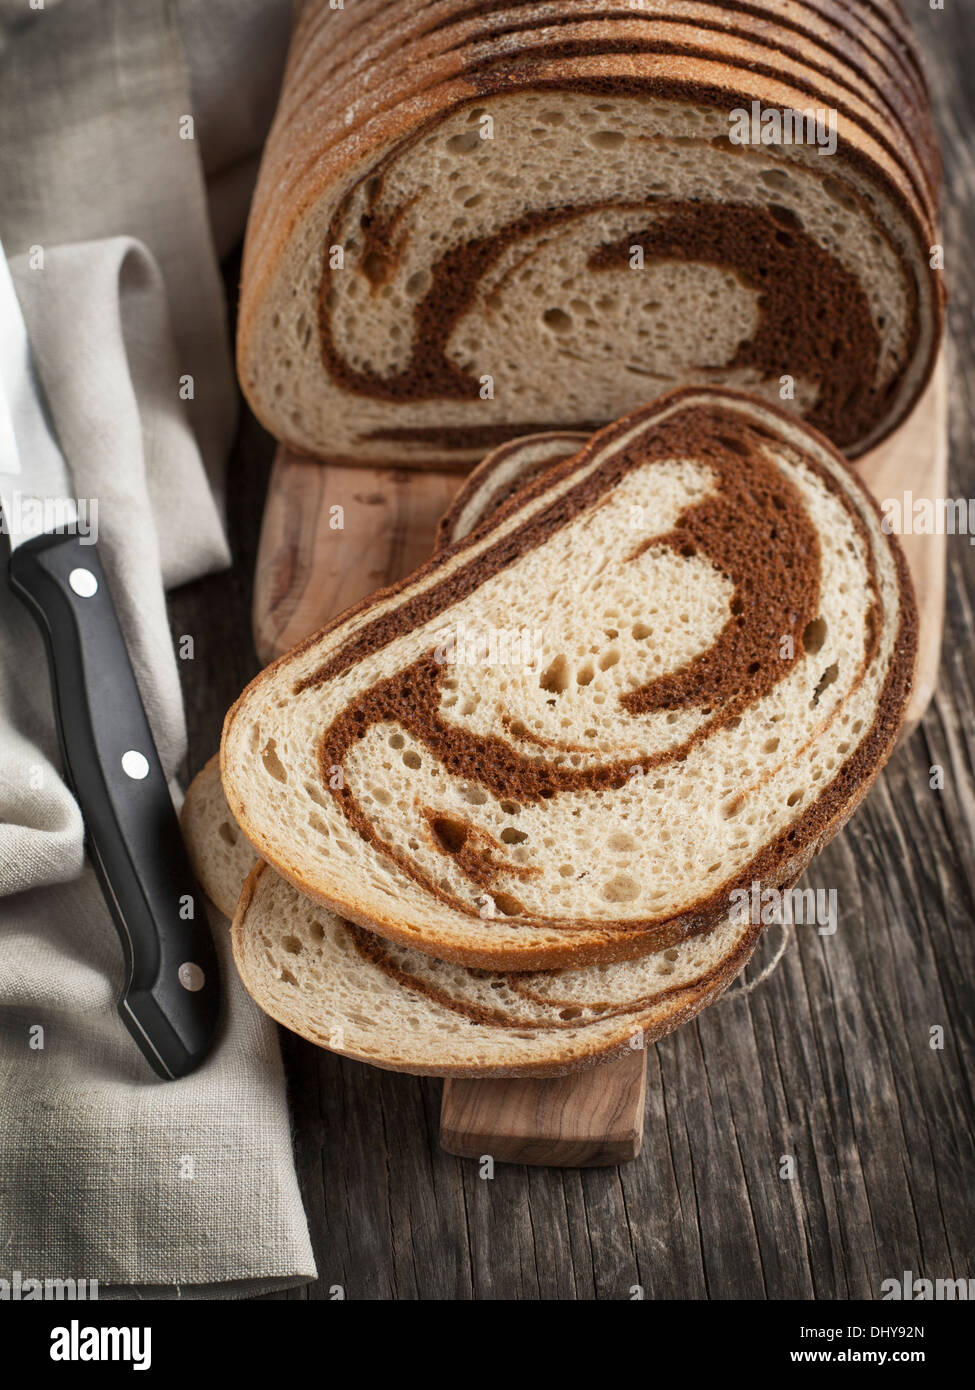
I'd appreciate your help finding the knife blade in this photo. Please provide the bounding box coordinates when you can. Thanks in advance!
[0,240,219,1080]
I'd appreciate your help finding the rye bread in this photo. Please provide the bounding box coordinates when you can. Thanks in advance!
[221,388,918,971]
[238,0,943,467]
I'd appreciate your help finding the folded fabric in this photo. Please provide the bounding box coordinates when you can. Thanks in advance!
[0,0,315,1296]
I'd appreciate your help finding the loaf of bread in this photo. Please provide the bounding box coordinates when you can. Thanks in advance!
[237,0,943,468]
[221,388,917,971]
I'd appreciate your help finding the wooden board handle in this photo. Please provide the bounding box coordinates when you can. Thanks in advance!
[440,1050,648,1167]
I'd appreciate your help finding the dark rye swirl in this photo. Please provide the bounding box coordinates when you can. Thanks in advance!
[221,389,917,972]
[238,0,943,469]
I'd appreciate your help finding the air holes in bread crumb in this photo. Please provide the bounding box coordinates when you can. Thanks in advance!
[812,663,840,706]
[602,874,640,904]
[632,622,652,640]
[587,129,625,149]
[501,828,528,845]
[461,785,488,805]
[282,935,303,955]
[446,130,482,154]
[539,654,569,693]
[787,789,804,807]
[543,307,572,333]
[402,750,421,770]
[388,732,405,748]
[822,175,858,211]
[493,893,524,917]
[803,617,828,655]
[218,822,237,847]
[609,832,637,852]
[431,816,469,854]
[405,270,430,298]
[261,738,287,783]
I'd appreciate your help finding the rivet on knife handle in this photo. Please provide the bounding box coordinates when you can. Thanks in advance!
[9,528,220,1079]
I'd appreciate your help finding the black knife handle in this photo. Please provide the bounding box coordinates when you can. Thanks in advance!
[9,528,219,1080]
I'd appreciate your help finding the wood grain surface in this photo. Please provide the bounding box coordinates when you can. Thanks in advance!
[169,0,975,1299]
[252,456,459,665]
[441,1050,647,1168]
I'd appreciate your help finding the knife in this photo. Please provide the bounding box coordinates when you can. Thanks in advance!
[0,240,219,1080]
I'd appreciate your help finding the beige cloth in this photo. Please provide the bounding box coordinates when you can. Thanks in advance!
[0,0,316,1296]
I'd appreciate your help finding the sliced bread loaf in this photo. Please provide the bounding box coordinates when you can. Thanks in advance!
[238,0,942,467]
[221,388,917,971]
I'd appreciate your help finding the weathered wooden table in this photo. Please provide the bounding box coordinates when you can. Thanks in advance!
[169,0,975,1299]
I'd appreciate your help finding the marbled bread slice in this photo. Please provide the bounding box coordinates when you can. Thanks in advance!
[182,757,761,1077]
[230,860,758,1077]
[186,430,578,915]
[221,388,917,971]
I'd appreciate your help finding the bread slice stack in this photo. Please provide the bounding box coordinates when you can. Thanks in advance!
[215,389,917,1073]
[238,0,943,469]
[188,423,760,1074]
[184,758,762,1076]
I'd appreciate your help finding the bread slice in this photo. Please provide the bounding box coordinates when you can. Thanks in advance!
[221,388,917,971]
[230,860,758,1077]
[181,753,258,920]
[435,430,587,549]
[277,3,940,224]
[186,429,566,916]
[238,0,942,467]
[181,756,761,1077]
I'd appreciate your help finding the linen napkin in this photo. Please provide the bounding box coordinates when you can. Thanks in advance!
[0,0,316,1296]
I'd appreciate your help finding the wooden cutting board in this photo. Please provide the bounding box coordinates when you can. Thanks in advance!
[252,355,947,1165]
